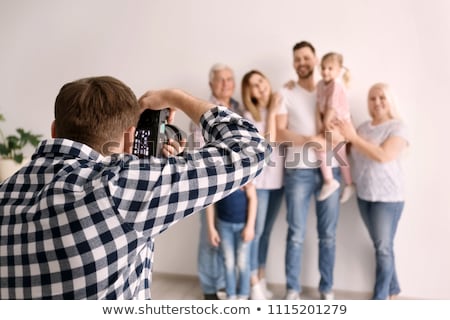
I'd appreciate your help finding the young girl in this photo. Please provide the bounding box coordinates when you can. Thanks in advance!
[315,52,354,203]
[206,182,257,300]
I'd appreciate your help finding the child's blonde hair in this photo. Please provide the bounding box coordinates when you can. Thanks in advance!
[321,52,351,87]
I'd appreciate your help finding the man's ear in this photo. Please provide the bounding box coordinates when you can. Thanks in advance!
[124,126,136,154]
[51,120,56,138]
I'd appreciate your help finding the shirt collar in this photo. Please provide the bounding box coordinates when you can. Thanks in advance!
[209,95,240,112]
[32,138,104,162]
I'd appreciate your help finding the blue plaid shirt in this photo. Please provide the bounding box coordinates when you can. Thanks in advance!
[0,106,269,299]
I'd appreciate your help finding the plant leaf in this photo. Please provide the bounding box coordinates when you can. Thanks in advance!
[0,116,42,162]
[7,135,20,150]
[13,153,23,164]
[0,143,9,155]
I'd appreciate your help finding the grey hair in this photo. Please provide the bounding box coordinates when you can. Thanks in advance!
[209,63,234,82]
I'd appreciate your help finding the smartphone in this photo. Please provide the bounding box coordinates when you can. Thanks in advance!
[132,108,170,158]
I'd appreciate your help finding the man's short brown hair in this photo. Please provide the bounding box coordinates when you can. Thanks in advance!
[54,76,140,153]
[293,41,316,55]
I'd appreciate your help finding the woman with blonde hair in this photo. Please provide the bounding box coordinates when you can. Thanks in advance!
[337,82,408,300]
[241,70,284,299]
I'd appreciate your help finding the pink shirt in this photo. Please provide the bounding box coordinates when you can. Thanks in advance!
[316,79,350,120]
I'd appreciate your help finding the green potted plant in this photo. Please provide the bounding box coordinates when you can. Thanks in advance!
[0,113,42,181]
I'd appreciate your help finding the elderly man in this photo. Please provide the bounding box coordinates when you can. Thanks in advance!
[191,63,244,299]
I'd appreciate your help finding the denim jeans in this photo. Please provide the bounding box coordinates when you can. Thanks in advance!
[284,168,341,294]
[197,211,225,294]
[250,188,284,273]
[357,198,404,300]
[217,219,251,298]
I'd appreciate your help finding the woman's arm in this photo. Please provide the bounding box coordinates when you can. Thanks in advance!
[337,120,407,163]
[265,92,281,142]
[352,135,407,163]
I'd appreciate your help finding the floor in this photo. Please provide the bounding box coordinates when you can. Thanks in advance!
[151,272,372,300]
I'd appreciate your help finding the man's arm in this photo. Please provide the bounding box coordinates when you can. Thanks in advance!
[115,89,271,238]
[315,103,324,133]
[139,89,214,125]
[276,114,312,146]
[323,108,335,131]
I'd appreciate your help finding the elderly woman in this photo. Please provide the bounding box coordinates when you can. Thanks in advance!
[337,83,409,300]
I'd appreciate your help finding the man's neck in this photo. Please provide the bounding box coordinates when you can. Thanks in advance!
[297,77,315,92]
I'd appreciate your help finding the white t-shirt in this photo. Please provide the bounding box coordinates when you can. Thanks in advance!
[278,84,338,169]
[243,109,284,190]
[351,119,408,202]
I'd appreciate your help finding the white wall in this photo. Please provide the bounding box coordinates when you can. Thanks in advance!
[1,0,449,299]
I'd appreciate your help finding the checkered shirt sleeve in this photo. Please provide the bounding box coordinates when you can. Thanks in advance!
[0,106,270,299]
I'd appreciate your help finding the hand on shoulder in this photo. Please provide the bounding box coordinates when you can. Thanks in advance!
[283,80,296,90]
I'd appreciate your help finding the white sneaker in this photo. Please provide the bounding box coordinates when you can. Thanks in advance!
[260,278,273,299]
[250,282,267,300]
[237,295,248,300]
[320,291,335,300]
[318,179,340,201]
[340,184,355,203]
[216,290,227,300]
[228,295,237,300]
[284,290,301,300]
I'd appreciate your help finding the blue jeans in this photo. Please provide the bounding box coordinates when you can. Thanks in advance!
[217,219,251,298]
[284,168,341,294]
[250,188,284,273]
[357,198,404,300]
[197,211,225,294]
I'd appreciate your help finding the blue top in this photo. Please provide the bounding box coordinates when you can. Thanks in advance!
[216,188,248,223]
